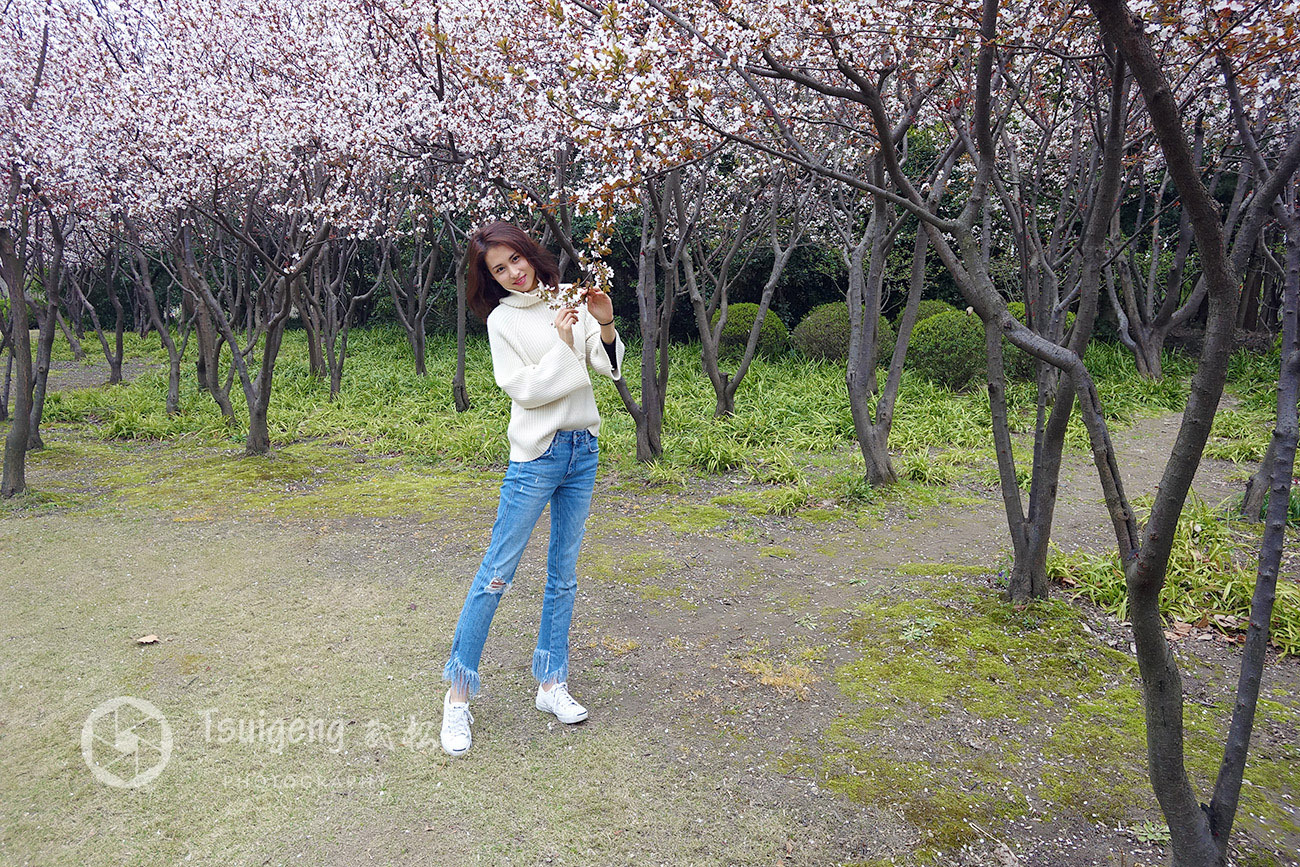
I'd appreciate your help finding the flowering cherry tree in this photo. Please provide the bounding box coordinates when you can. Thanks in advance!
[6,1,1300,862]
[536,1,1299,863]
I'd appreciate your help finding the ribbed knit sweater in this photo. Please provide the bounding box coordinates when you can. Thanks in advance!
[488,286,625,462]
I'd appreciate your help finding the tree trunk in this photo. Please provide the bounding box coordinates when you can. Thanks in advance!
[845,222,893,485]
[1,227,31,497]
[56,311,84,361]
[27,310,55,451]
[70,255,126,386]
[246,284,291,456]
[108,250,126,385]
[1132,327,1165,379]
[613,197,668,462]
[27,224,67,452]
[454,253,469,412]
[110,300,125,385]
[2,340,12,421]
[295,274,327,378]
[1239,438,1275,521]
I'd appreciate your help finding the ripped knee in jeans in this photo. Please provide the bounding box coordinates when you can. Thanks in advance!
[486,574,510,594]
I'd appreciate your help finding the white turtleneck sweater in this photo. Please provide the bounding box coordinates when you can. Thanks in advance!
[488,287,625,462]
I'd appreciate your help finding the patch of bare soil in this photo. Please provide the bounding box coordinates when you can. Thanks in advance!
[44,358,159,391]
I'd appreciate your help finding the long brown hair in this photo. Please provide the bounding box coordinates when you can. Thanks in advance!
[465,222,560,321]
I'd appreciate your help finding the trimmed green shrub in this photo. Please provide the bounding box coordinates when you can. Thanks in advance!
[907,308,985,390]
[793,302,850,360]
[913,299,960,324]
[792,302,895,364]
[711,302,789,357]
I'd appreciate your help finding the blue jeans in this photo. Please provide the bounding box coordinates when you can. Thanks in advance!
[443,429,599,697]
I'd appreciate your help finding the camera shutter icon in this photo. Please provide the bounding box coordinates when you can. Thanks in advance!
[81,697,172,788]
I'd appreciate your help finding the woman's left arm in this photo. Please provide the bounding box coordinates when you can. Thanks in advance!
[582,286,624,380]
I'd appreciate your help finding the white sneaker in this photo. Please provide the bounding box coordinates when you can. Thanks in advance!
[535,682,588,724]
[441,691,473,756]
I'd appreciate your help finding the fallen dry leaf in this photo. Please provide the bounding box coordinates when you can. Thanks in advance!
[136,634,159,644]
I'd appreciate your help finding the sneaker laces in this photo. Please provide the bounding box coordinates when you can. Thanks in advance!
[445,702,473,739]
[550,683,581,710]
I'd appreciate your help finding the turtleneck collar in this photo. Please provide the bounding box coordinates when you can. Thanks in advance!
[499,287,545,308]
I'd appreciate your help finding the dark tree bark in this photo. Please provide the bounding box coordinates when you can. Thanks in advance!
[842,162,900,485]
[613,193,673,462]
[295,274,328,379]
[384,220,450,377]
[55,310,84,362]
[453,246,471,413]
[0,201,32,497]
[25,211,70,452]
[1085,1,1300,863]
[167,228,234,419]
[1,320,12,422]
[442,217,472,413]
[299,240,380,400]
[1240,437,1277,522]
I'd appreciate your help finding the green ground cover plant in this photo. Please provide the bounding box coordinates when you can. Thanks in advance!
[29,325,1219,494]
[793,582,1299,862]
[1047,495,1300,656]
[1204,346,1285,463]
[27,323,1227,501]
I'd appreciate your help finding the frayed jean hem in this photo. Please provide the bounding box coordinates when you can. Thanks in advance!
[443,656,482,698]
[531,649,568,686]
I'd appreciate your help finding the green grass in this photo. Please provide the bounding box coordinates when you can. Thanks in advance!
[1205,346,1284,463]
[24,326,1217,503]
[1047,495,1300,656]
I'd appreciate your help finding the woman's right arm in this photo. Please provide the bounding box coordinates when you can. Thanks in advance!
[488,315,591,409]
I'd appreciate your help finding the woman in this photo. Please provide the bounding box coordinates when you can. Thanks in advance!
[440,221,623,757]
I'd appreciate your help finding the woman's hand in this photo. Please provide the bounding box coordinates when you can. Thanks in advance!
[585,285,614,327]
[554,307,578,348]
[585,285,617,343]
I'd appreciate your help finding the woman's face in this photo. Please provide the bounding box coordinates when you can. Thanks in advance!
[485,244,536,294]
